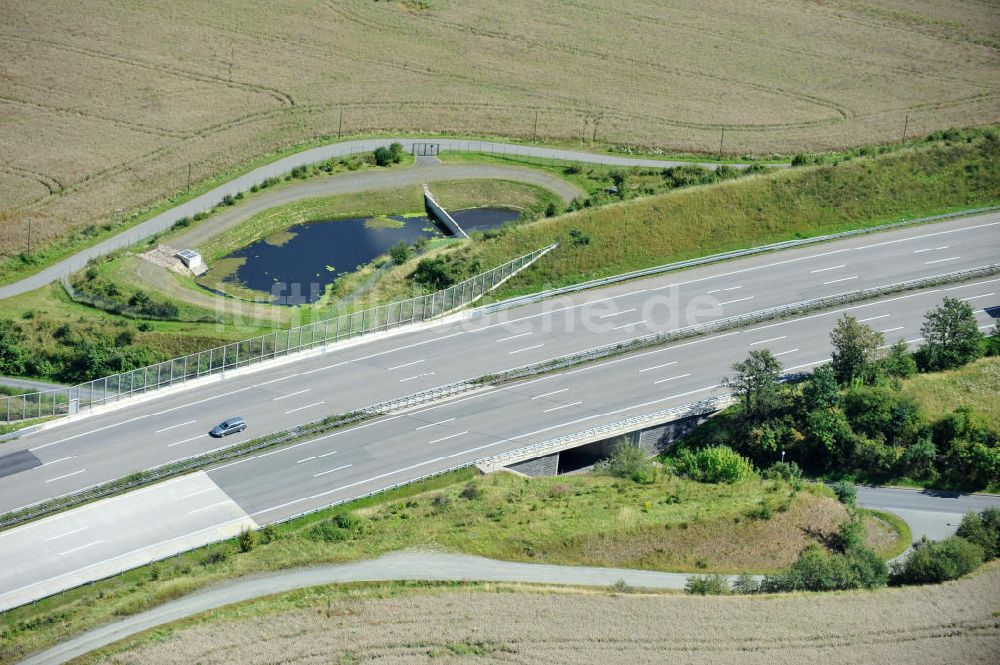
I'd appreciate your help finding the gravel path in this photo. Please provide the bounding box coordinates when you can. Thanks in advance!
[20,550,698,665]
[1,137,717,301]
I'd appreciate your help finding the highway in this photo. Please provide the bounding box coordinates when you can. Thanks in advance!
[1,212,997,514]
[0,218,997,609]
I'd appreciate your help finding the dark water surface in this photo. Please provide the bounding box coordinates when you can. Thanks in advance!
[221,208,519,305]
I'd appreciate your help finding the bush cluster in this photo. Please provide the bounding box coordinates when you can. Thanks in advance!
[673,445,756,484]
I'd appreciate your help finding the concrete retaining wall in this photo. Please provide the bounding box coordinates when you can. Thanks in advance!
[424,185,468,238]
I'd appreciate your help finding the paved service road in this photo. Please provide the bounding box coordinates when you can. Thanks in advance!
[1,213,997,513]
[856,486,1000,542]
[0,137,756,301]
[0,272,997,609]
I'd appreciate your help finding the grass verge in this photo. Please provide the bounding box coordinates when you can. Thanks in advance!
[900,357,1000,432]
[0,471,896,663]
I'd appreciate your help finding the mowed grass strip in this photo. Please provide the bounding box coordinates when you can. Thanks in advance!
[435,137,1000,298]
[0,471,900,663]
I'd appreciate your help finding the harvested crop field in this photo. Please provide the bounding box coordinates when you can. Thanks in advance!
[92,567,1000,664]
[2,0,999,263]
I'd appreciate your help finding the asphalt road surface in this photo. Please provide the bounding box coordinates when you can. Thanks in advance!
[0,138,757,301]
[0,274,997,609]
[1,213,997,513]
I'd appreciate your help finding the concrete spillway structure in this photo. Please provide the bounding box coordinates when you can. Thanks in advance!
[423,184,468,238]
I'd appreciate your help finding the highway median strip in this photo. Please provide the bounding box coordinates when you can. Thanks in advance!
[1,263,997,532]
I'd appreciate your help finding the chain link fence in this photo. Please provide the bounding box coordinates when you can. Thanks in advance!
[0,244,557,424]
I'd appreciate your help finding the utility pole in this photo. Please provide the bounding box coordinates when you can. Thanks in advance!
[186,162,191,192]
[338,107,343,139]
[228,44,234,82]
[592,117,600,144]
[719,128,725,159]
[26,218,31,253]
[901,114,909,144]
[532,110,538,143]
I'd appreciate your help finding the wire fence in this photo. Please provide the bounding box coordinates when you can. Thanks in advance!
[0,244,557,424]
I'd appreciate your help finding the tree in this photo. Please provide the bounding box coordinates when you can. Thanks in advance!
[956,508,1000,560]
[829,315,884,384]
[0,320,27,375]
[388,241,411,265]
[725,349,783,423]
[918,297,984,370]
[388,142,404,163]
[881,340,917,378]
[803,365,840,411]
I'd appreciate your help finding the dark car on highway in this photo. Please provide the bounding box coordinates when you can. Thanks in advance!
[210,417,247,438]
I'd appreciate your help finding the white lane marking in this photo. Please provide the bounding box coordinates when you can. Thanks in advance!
[879,327,905,334]
[272,389,310,401]
[29,414,150,452]
[612,320,647,330]
[823,275,858,285]
[300,361,349,376]
[652,373,692,385]
[706,289,721,294]
[318,450,339,459]
[542,401,583,413]
[175,488,214,501]
[41,456,74,466]
[188,500,230,515]
[399,372,436,383]
[960,293,995,301]
[531,389,570,400]
[386,359,425,371]
[718,296,754,306]
[943,277,1000,291]
[155,420,196,433]
[508,344,544,355]
[416,418,456,430]
[810,264,846,273]
[151,384,258,417]
[286,401,325,414]
[773,349,800,357]
[913,246,950,253]
[428,431,469,445]
[45,468,86,483]
[639,361,677,373]
[785,359,830,371]
[925,256,960,265]
[58,540,104,557]
[168,435,204,448]
[723,285,743,291]
[314,464,352,478]
[496,332,532,342]
[749,335,786,346]
[598,308,637,319]
[296,456,316,464]
[45,526,89,541]
[858,314,890,322]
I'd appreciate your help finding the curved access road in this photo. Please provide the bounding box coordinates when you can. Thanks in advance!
[0,138,753,301]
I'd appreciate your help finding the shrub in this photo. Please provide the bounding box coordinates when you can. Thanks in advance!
[761,543,887,592]
[389,241,411,265]
[388,142,404,163]
[955,508,1000,560]
[411,257,457,289]
[731,573,759,594]
[568,229,590,246]
[221,194,235,206]
[745,501,773,521]
[831,480,857,508]
[609,579,636,594]
[763,461,802,482]
[674,446,756,484]
[238,527,256,553]
[200,549,229,567]
[832,517,865,554]
[685,574,730,595]
[890,537,983,585]
[261,524,279,543]
[431,494,452,511]
[594,440,657,483]
[374,146,393,166]
[544,202,558,217]
[459,483,481,500]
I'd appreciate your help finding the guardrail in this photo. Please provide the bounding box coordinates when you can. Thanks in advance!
[0,244,557,424]
[476,206,1000,314]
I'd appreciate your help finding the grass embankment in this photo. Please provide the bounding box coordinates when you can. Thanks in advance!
[0,471,903,662]
[86,565,1000,665]
[426,135,999,299]
[901,357,1000,432]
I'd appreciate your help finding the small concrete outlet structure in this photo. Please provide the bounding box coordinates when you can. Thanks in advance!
[423,184,469,238]
[175,249,206,275]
